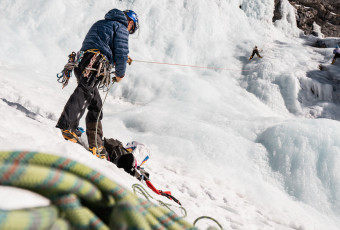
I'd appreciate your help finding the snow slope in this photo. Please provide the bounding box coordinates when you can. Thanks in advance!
[1,0,340,229]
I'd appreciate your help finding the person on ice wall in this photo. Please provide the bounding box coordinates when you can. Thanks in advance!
[332,45,340,64]
[249,45,262,60]
[56,9,139,159]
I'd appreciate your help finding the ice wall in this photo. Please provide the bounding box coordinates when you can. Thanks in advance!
[258,119,340,215]
[240,0,274,23]
[274,0,300,37]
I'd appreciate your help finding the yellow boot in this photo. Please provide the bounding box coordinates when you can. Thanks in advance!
[89,146,107,160]
[61,130,80,143]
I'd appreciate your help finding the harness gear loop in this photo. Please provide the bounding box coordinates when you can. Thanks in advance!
[57,49,112,90]
[83,52,99,78]
[82,49,113,91]
[97,58,113,91]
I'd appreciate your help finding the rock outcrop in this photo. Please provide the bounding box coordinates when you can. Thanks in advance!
[273,0,340,37]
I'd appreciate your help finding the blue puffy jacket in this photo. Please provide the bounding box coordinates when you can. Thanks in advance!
[81,9,129,77]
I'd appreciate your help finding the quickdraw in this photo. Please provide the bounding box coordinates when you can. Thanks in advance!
[57,49,113,91]
[96,58,113,91]
[132,183,187,219]
[83,49,113,91]
[56,51,84,88]
[83,51,99,78]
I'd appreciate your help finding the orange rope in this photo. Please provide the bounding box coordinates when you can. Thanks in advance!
[133,59,257,72]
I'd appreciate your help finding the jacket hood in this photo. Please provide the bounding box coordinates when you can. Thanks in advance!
[105,9,128,27]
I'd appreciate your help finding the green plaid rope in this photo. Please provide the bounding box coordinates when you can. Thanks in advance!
[0,206,61,230]
[0,151,197,230]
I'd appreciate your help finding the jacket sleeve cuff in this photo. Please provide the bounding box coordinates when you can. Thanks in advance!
[115,70,126,78]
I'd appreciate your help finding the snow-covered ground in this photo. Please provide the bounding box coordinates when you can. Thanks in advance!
[1,0,340,229]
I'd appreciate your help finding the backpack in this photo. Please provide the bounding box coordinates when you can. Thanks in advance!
[104,138,150,179]
[103,138,129,163]
[103,138,135,175]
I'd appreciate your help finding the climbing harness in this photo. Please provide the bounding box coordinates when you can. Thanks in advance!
[57,49,113,91]
[82,49,113,91]
[0,151,197,230]
[56,51,84,88]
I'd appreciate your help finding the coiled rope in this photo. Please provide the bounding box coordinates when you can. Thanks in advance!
[0,151,196,230]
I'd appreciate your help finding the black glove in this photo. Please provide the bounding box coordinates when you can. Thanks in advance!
[137,166,150,180]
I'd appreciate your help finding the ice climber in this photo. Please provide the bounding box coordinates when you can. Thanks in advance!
[332,45,340,64]
[249,46,262,60]
[56,9,139,159]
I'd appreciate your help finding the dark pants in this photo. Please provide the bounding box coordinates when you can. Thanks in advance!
[56,52,104,148]
[334,53,340,61]
[250,49,261,58]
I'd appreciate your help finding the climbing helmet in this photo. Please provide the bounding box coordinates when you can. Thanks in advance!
[124,10,139,34]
